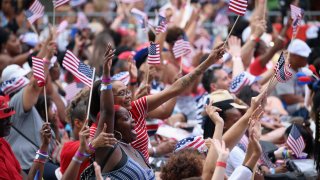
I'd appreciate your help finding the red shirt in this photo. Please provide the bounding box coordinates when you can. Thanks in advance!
[60,141,90,180]
[0,138,22,180]
[130,97,149,161]
[249,57,267,76]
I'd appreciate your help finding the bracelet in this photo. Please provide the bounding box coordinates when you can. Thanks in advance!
[75,151,90,158]
[102,77,111,84]
[152,147,157,157]
[72,156,83,164]
[37,150,48,155]
[100,84,112,91]
[216,161,227,168]
[88,142,96,152]
[130,78,137,83]
[34,159,46,164]
[277,35,286,42]
[269,167,275,174]
[36,151,49,158]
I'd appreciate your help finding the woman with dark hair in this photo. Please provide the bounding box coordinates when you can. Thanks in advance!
[0,27,30,75]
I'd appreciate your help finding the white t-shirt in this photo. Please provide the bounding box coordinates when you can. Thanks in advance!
[226,146,246,176]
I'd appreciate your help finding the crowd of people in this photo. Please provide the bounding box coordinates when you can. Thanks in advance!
[0,0,320,179]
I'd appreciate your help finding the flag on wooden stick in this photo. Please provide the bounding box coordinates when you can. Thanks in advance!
[32,57,46,87]
[25,0,45,24]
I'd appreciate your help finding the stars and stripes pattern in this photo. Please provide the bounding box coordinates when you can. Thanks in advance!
[290,5,304,35]
[175,136,208,153]
[156,15,167,34]
[64,82,85,103]
[148,43,161,64]
[53,0,70,8]
[32,57,46,87]
[287,124,305,157]
[172,39,192,59]
[25,0,45,24]
[131,8,147,29]
[274,52,293,82]
[62,50,94,87]
[229,72,250,94]
[0,77,30,95]
[111,71,130,86]
[228,0,248,16]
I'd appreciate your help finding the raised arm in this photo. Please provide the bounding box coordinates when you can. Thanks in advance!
[146,43,225,111]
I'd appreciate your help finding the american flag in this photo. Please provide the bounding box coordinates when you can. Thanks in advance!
[229,72,250,94]
[0,77,30,95]
[290,5,304,35]
[64,82,85,103]
[259,152,276,168]
[131,8,147,29]
[175,136,207,153]
[148,43,161,64]
[53,0,70,8]
[172,39,192,59]
[111,71,130,86]
[156,15,167,34]
[62,50,94,87]
[228,0,248,16]
[287,124,305,157]
[32,57,46,87]
[274,52,292,82]
[25,0,45,24]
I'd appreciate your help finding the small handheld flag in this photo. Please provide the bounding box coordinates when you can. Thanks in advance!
[148,43,161,64]
[274,52,293,83]
[111,71,130,86]
[53,0,70,8]
[172,39,192,59]
[287,124,305,157]
[155,15,167,34]
[25,0,45,24]
[290,5,304,35]
[32,57,46,87]
[131,8,147,29]
[62,50,94,87]
[228,0,248,16]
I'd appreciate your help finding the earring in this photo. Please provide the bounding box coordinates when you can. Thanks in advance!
[114,130,122,140]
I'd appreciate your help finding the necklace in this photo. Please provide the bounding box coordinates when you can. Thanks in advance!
[118,141,140,158]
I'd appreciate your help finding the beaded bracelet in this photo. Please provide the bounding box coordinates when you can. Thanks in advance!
[38,150,48,155]
[88,142,96,152]
[72,156,83,164]
[36,151,49,159]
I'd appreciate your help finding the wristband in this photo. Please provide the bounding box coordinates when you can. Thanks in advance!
[34,159,46,164]
[102,77,111,84]
[100,84,112,91]
[152,147,157,157]
[216,161,226,168]
[72,156,83,164]
[38,150,48,155]
[75,151,90,158]
[88,142,96,152]
[36,151,49,159]
[250,35,260,43]
[269,167,275,174]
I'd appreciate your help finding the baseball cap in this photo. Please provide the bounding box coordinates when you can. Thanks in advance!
[288,39,311,58]
[209,90,247,109]
[229,72,259,94]
[0,95,15,119]
[1,64,31,82]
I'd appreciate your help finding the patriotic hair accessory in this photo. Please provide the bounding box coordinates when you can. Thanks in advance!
[0,95,15,119]
[111,71,130,86]
[229,72,257,94]
[175,136,208,153]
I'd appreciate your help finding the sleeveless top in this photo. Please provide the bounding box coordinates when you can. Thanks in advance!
[101,145,155,180]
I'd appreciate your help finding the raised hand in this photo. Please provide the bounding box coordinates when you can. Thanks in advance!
[205,100,223,125]
[91,123,117,149]
[128,58,138,83]
[251,19,267,38]
[208,43,225,63]
[40,122,52,152]
[79,120,90,154]
[227,36,241,58]
[103,43,115,75]
[211,139,229,162]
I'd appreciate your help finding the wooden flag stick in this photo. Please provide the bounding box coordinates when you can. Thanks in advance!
[179,59,183,74]
[44,86,49,123]
[30,24,39,36]
[223,15,240,47]
[86,68,96,124]
[53,4,56,27]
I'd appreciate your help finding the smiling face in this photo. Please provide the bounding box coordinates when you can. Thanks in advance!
[112,81,132,110]
[114,107,137,143]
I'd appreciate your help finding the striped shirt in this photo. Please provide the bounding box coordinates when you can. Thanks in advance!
[130,97,149,161]
[195,93,209,125]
